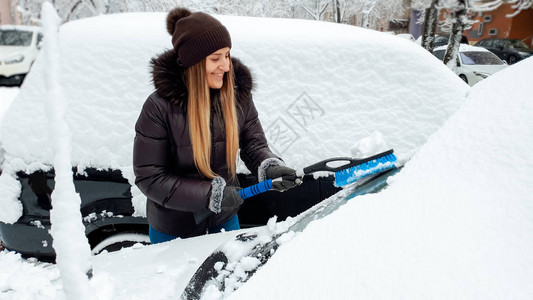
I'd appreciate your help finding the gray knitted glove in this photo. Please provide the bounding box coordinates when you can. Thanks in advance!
[266,165,302,192]
[208,177,244,214]
[220,186,244,212]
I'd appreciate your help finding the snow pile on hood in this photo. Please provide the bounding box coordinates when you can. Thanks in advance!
[0,12,467,222]
[230,58,533,299]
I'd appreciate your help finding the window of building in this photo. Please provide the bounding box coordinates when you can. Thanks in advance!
[488,28,498,36]
[389,19,408,30]
[477,22,484,36]
[484,15,492,23]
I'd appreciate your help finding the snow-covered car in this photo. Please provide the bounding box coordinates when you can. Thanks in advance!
[433,44,507,86]
[0,11,469,296]
[0,25,43,86]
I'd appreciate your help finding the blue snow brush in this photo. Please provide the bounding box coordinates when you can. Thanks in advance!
[330,149,397,187]
[194,149,397,224]
[236,149,397,197]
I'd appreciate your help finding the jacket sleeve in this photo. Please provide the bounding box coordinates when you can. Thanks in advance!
[238,98,280,177]
[133,96,211,212]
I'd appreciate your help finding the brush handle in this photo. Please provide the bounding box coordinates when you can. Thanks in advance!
[237,173,300,198]
[238,179,273,199]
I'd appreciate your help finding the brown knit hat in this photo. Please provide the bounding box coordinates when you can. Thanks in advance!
[166,8,232,68]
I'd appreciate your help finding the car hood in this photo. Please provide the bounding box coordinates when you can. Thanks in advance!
[91,227,254,298]
[0,46,27,59]
[460,64,507,74]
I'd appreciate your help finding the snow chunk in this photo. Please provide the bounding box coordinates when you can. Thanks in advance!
[350,131,390,158]
[30,220,45,229]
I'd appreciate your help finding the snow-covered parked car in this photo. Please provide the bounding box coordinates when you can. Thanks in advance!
[433,44,508,86]
[0,25,43,86]
[0,10,470,296]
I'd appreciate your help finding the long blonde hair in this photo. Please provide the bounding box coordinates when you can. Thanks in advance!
[186,59,239,179]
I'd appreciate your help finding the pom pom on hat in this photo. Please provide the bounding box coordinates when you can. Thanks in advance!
[166,8,191,35]
[166,7,232,68]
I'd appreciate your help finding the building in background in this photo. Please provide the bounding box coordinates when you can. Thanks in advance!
[409,10,424,39]
[0,0,13,24]
[464,4,533,47]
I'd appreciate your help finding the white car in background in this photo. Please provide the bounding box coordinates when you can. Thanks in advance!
[396,33,416,42]
[433,44,507,86]
[0,25,43,86]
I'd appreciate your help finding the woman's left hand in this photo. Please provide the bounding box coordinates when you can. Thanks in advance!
[266,165,303,192]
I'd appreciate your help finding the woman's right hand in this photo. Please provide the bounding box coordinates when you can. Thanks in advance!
[220,186,244,212]
[197,185,243,224]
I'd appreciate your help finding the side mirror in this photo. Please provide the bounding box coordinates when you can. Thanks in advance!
[37,41,43,50]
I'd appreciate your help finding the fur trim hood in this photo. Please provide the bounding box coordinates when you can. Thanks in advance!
[150,49,254,105]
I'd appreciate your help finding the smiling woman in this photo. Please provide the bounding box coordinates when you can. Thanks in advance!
[133,7,301,244]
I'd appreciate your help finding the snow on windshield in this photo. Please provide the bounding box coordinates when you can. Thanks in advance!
[0,12,467,221]
[230,57,533,300]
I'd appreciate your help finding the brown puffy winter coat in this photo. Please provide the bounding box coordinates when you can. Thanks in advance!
[133,50,278,238]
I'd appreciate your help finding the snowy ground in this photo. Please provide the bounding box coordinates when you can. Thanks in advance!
[0,10,531,300]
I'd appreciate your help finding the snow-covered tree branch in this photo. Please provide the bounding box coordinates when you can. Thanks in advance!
[351,0,405,29]
[470,0,533,17]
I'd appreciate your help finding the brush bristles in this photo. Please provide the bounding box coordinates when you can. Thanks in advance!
[334,153,397,187]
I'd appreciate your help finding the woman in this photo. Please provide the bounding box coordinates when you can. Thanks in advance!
[133,8,301,243]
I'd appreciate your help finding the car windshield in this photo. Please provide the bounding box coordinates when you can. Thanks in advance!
[0,29,33,46]
[507,39,529,49]
[460,51,503,65]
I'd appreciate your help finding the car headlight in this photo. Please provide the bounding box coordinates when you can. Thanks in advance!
[4,54,25,64]
[518,51,532,58]
[473,71,490,79]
